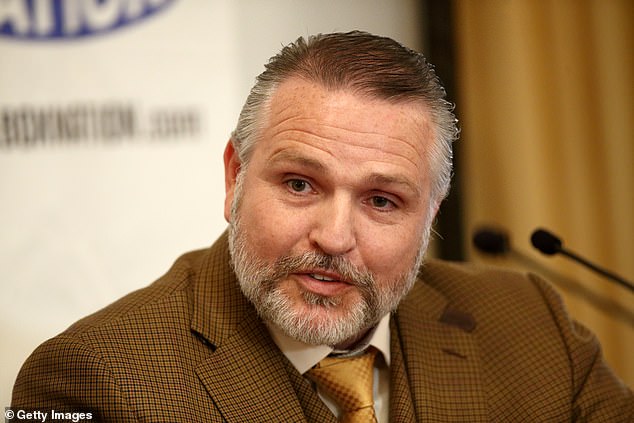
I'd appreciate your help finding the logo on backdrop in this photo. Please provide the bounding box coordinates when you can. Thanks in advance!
[0,0,176,40]
[0,102,202,148]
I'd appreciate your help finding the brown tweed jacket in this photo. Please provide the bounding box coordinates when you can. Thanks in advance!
[12,232,632,422]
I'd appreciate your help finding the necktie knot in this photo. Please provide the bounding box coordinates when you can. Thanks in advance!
[307,347,378,422]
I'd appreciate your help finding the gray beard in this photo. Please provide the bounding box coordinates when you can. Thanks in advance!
[228,214,428,347]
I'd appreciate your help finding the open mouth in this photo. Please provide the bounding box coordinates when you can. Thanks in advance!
[293,270,352,297]
[309,273,337,282]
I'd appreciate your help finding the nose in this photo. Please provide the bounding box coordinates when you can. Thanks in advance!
[308,193,357,256]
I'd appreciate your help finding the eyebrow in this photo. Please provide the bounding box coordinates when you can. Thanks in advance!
[367,173,422,199]
[267,149,422,198]
[267,150,326,172]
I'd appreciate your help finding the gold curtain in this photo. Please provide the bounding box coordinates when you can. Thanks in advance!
[453,0,633,386]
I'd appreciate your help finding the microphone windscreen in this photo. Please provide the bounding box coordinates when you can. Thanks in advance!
[473,228,509,254]
[530,229,562,255]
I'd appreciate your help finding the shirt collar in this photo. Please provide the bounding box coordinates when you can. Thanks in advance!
[266,313,392,375]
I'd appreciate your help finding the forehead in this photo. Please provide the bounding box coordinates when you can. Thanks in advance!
[258,78,434,168]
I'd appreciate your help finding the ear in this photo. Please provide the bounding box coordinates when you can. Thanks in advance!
[431,198,442,219]
[223,139,241,222]
[426,197,443,228]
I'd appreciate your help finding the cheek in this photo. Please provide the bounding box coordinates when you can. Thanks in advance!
[359,224,425,278]
[238,195,311,261]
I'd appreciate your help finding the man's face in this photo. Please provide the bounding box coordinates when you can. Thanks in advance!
[224,78,438,348]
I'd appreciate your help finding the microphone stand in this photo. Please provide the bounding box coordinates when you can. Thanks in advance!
[558,248,634,292]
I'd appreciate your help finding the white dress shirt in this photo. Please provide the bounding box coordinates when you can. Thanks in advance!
[266,314,392,422]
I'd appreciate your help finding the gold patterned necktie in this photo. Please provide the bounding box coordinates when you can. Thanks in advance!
[307,347,378,423]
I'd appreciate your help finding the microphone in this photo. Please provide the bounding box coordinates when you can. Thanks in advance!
[472,227,510,255]
[531,228,634,292]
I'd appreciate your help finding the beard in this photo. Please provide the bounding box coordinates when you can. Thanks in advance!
[228,171,431,347]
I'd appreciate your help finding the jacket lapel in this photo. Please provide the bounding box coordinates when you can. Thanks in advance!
[189,233,309,422]
[389,319,417,422]
[391,279,489,422]
[195,313,309,422]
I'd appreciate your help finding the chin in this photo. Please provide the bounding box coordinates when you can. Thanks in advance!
[271,290,372,346]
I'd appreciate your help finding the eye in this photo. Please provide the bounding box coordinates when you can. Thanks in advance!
[286,178,312,193]
[370,195,396,210]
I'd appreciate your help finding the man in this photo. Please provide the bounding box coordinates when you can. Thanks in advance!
[12,31,632,422]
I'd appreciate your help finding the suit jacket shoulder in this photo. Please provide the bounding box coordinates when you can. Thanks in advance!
[394,259,633,422]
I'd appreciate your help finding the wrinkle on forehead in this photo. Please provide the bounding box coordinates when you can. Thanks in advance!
[267,126,424,172]
[259,79,434,172]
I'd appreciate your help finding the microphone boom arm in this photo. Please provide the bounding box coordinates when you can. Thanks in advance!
[530,228,634,293]
[558,248,634,292]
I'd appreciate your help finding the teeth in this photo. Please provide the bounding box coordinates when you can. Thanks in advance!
[311,273,336,282]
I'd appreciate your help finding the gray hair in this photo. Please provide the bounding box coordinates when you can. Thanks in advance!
[231,30,458,203]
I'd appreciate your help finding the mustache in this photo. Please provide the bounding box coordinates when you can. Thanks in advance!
[270,251,375,289]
